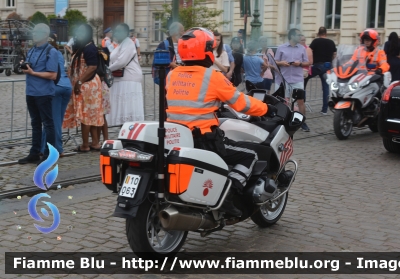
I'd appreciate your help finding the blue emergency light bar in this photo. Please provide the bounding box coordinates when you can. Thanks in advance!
[153,50,171,67]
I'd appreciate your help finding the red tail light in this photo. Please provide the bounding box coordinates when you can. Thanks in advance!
[383,81,400,102]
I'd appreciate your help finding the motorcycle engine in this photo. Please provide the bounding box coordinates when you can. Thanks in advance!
[253,177,278,203]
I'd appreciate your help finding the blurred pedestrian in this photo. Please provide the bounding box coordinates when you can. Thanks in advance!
[40,33,72,157]
[18,23,58,164]
[230,37,244,87]
[387,34,400,81]
[300,35,313,79]
[102,27,115,59]
[63,23,104,152]
[223,43,235,80]
[258,36,275,93]
[384,32,399,55]
[65,37,74,54]
[107,23,143,126]
[305,27,337,115]
[210,31,229,74]
[275,28,310,131]
[153,22,184,85]
[237,29,245,45]
[130,29,141,60]
[243,40,268,89]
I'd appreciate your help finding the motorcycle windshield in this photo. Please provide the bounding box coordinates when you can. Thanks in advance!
[334,45,368,80]
[267,52,292,98]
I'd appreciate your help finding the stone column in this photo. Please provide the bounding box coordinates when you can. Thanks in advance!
[16,0,35,19]
[87,0,94,19]
[125,0,135,30]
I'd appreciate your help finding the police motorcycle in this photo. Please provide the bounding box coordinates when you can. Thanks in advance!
[326,45,392,140]
[99,50,305,258]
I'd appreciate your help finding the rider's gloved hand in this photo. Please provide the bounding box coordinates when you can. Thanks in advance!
[265,104,278,118]
[375,68,383,75]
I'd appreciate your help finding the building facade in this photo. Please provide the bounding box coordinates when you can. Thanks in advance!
[1,0,399,50]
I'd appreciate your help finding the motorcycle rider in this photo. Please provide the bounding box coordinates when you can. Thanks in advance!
[348,29,389,75]
[166,27,277,217]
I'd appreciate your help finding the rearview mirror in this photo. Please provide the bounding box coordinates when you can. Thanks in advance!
[291,112,304,125]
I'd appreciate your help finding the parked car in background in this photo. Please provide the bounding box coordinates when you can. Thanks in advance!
[379,81,400,153]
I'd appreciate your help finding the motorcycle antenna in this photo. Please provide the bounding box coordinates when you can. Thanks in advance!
[153,50,171,201]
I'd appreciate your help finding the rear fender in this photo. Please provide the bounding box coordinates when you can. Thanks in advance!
[334,101,352,110]
[113,167,155,218]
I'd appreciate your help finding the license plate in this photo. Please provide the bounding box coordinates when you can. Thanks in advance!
[119,174,142,198]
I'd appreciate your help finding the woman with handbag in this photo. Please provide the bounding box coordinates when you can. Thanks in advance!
[107,23,144,126]
[63,24,103,152]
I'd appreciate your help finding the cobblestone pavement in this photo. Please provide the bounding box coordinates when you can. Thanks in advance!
[0,112,399,278]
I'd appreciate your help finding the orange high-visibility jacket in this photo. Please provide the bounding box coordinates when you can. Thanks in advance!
[166,66,268,133]
[349,46,390,73]
[101,37,109,48]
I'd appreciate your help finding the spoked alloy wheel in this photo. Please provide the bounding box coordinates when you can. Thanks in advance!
[126,199,187,259]
[333,109,353,140]
[146,203,186,253]
[251,191,288,228]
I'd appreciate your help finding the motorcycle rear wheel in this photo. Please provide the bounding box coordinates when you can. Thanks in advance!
[333,110,353,140]
[251,192,288,228]
[126,198,188,259]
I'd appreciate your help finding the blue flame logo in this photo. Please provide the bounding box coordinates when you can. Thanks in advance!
[28,143,61,234]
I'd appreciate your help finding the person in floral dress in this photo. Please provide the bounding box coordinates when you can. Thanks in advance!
[63,24,103,152]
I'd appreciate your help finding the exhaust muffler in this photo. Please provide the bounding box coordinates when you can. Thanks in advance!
[393,137,400,143]
[159,206,218,231]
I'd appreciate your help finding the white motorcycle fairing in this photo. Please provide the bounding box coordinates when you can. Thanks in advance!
[219,119,269,143]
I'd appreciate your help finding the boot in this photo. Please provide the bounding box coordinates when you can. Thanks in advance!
[219,190,242,217]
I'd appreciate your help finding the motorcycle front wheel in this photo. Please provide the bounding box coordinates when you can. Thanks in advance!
[333,109,353,140]
[126,198,188,259]
[251,192,288,228]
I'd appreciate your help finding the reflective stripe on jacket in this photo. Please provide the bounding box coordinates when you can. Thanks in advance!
[350,47,390,73]
[166,66,268,133]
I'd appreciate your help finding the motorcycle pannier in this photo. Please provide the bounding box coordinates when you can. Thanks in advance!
[167,147,229,206]
[100,140,123,192]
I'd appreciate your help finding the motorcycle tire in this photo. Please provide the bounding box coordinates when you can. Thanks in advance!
[125,198,188,260]
[251,192,288,228]
[333,110,353,140]
[5,69,11,76]
[382,138,400,153]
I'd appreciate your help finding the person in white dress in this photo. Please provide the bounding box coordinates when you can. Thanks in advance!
[210,31,230,74]
[107,23,144,126]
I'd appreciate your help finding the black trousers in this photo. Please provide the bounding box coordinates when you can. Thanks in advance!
[222,138,258,193]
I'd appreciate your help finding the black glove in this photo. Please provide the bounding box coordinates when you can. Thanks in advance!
[265,104,278,118]
[375,68,383,75]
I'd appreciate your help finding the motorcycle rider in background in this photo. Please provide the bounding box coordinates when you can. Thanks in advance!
[348,29,390,76]
[165,28,277,217]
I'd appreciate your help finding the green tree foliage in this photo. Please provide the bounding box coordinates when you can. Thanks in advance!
[63,9,87,35]
[159,0,228,32]
[88,17,103,45]
[47,14,57,21]
[31,11,49,25]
